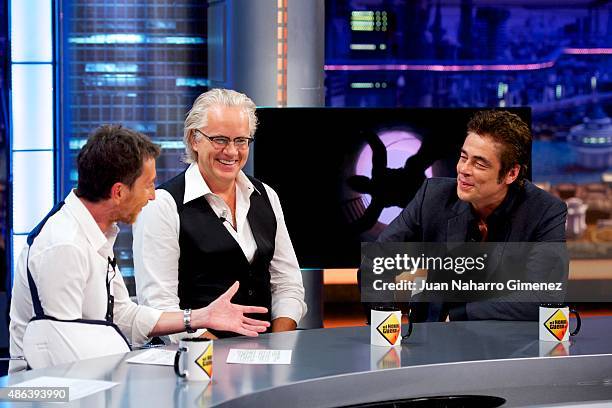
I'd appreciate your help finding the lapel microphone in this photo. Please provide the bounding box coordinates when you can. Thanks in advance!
[219,210,228,224]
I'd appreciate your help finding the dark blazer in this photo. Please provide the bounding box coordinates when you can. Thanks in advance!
[377,177,568,321]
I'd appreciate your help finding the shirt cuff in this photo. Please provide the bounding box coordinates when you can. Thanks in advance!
[136,307,164,344]
[271,297,305,325]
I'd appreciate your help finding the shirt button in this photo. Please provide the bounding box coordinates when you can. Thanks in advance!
[248,289,254,296]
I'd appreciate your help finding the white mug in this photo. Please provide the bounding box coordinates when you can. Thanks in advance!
[539,305,581,342]
[174,338,213,381]
[370,307,413,347]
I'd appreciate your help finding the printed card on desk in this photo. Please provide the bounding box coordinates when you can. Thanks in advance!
[226,349,292,365]
[125,349,175,366]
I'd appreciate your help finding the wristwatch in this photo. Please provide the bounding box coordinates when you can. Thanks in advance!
[183,308,196,333]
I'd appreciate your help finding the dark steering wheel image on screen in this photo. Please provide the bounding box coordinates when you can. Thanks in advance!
[253,107,531,269]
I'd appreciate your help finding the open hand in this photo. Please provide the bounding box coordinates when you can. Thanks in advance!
[196,281,270,337]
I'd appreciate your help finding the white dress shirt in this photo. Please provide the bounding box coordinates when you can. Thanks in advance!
[9,191,162,372]
[133,164,306,342]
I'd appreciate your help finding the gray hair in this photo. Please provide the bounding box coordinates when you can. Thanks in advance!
[183,88,258,163]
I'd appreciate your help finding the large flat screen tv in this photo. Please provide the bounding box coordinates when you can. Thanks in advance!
[253,107,531,269]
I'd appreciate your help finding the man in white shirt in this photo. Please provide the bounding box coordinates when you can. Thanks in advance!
[133,89,306,340]
[9,125,270,372]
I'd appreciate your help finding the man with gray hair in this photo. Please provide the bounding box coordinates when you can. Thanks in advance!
[133,89,306,340]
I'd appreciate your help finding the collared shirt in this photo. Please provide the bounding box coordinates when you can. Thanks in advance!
[133,164,306,343]
[466,183,522,243]
[449,183,525,321]
[9,191,162,372]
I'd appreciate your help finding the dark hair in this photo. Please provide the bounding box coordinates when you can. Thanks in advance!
[467,110,531,186]
[75,124,161,202]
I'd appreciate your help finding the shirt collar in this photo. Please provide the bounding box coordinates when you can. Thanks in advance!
[183,163,211,204]
[65,190,119,252]
[183,163,261,204]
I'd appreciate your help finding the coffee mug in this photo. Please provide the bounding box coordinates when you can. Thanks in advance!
[539,304,581,342]
[370,307,413,347]
[174,338,213,381]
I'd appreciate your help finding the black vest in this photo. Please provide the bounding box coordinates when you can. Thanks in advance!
[159,171,277,337]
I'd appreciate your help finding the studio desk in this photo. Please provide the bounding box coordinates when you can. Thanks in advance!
[2,318,612,407]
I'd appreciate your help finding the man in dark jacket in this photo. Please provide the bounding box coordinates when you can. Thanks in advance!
[371,110,568,321]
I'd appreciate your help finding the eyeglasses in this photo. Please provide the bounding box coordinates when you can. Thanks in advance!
[194,129,254,149]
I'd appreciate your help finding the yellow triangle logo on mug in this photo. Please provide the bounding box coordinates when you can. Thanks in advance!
[195,344,213,379]
[376,313,401,346]
[544,309,569,341]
